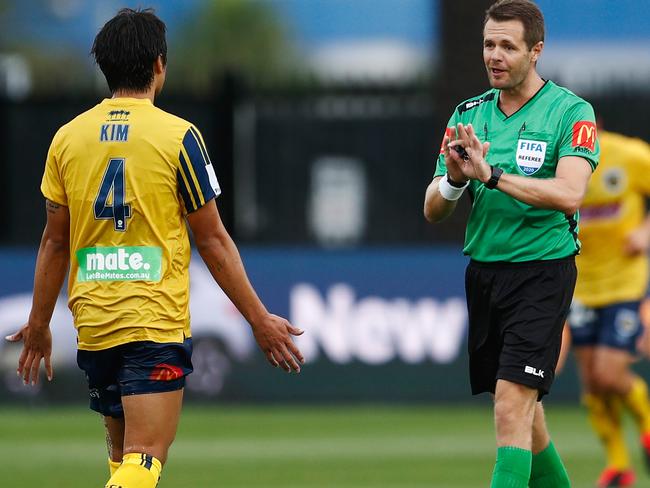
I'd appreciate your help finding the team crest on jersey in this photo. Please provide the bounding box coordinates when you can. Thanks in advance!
[106,110,130,122]
[602,167,626,194]
[515,139,547,175]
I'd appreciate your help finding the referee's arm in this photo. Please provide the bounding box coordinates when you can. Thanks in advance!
[424,176,459,223]
[450,122,594,216]
[424,129,468,223]
[493,155,592,215]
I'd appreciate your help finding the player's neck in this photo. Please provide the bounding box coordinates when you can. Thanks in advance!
[111,88,155,103]
[498,72,544,116]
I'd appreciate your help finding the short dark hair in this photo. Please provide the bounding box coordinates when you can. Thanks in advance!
[91,8,167,93]
[485,0,544,50]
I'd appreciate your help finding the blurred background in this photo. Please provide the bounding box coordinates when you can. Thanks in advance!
[1,1,650,486]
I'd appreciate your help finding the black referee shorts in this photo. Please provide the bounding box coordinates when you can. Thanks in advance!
[465,256,576,399]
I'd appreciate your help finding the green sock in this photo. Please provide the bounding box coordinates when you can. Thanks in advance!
[490,446,531,488]
[529,441,570,488]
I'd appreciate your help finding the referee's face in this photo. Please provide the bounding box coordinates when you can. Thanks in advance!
[483,19,541,92]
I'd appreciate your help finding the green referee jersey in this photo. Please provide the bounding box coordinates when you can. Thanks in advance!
[435,80,600,262]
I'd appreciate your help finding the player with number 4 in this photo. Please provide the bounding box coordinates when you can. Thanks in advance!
[5,8,304,488]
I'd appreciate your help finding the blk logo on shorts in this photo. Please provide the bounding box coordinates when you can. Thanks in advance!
[524,365,544,378]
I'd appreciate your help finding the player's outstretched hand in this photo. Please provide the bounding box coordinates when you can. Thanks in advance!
[624,225,650,256]
[636,303,650,359]
[5,323,53,385]
[251,314,305,373]
[637,329,650,359]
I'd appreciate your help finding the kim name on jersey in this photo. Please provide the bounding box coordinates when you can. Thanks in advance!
[100,110,131,142]
[100,123,129,142]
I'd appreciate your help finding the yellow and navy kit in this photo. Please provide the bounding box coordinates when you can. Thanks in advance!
[575,130,650,307]
[41,97,220,350]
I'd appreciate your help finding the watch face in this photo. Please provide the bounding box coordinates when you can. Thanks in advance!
[486,166,502,189]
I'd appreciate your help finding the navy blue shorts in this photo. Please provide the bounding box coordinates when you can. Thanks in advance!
[77,339,193,418]
[568,301,642,353]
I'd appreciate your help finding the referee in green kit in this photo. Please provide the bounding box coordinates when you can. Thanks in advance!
[424,1,599,486]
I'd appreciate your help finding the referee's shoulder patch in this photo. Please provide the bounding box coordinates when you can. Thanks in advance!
[457,92,496,115]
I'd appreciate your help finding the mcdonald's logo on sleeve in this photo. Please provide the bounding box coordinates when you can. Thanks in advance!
[572,121,597,151]
[440,127,454,154]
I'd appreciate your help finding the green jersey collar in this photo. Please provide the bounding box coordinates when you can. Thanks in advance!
[494,80,551,121]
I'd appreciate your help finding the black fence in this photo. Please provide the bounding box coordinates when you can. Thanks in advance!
[1,83,648,246]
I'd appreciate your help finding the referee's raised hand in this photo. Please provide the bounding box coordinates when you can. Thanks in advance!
[442,127,467,184]
[448,123,491,183]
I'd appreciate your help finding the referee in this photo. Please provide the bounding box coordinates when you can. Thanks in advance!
[424,1,599,487]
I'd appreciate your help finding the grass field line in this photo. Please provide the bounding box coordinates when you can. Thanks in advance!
[1,433,603,463]
[0,406,641,488]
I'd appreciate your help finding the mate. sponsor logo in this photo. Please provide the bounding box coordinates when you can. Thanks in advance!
[76,246,162,282]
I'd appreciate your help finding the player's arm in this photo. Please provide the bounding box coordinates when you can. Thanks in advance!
[637,299,650,358]
[186,200,305,373]
[5,199,70,385]
[450,123,592,215]
[624,140,650,255]
[624,212,650,256]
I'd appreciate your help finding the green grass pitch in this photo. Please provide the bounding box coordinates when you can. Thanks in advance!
[0,404,647,487]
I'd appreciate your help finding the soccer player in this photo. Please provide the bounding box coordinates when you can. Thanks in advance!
[5,8,304,488]
[423,1,599,486]
[567,129,650,487]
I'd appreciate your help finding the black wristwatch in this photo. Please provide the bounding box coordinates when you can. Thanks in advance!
[484,165,503,189]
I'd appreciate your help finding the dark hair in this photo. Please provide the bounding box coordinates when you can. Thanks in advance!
[485,0,544,50]
[91,8,167,93]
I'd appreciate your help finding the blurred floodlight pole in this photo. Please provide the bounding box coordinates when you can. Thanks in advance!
[435,0,493,117]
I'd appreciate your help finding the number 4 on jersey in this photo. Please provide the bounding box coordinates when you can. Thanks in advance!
[94,158,131,231]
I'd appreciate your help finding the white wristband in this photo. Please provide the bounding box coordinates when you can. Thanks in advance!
[438,174,469,201]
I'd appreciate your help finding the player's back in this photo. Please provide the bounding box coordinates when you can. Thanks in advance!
[575,130,650,306]
[42,97,219,350]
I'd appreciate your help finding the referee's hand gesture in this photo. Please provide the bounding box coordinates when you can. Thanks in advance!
[448,123,491,183]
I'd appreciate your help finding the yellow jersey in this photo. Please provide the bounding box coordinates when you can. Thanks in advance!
[41,97,220,350]
[575,130,650,307]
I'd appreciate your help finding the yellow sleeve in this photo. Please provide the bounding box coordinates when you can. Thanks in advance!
[176,125,220,213]
[40,130,68,206]
[628,138,650,195]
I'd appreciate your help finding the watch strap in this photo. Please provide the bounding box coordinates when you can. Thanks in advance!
[485,165,503,189]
